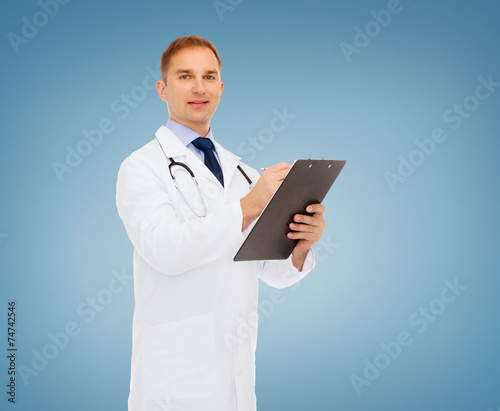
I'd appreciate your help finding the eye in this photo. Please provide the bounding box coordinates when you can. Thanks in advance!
[180,75,189,79]
[206,75,215,80]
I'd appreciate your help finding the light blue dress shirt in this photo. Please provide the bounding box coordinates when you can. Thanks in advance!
[166,119,222,166]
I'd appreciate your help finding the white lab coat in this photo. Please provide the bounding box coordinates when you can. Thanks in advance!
[116,126,315,411]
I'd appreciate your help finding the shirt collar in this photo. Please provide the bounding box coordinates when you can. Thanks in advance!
[166,118,217,151]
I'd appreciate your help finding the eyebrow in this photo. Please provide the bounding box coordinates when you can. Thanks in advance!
[174,68,219,76]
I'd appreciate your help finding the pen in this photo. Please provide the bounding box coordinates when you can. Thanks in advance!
[260,168,267,171]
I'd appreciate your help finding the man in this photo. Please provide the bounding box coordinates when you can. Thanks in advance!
[116,35,327,411]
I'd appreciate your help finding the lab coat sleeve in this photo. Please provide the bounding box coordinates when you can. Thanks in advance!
[257,248,315,289]
[116,152,245,276]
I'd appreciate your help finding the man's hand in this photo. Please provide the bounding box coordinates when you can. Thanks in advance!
[240,162,291,231]
[288,204,326,271]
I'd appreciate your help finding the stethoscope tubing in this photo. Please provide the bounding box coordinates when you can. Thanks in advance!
[156,137,254,217]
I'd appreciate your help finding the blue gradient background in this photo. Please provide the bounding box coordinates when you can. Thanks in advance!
[1,0,499,410]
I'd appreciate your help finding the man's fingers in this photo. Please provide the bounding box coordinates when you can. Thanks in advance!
[287,203,327,248]
[287,230,321,240]
[259,162,290,183]
[305,203,325,214]
[289,222,322,234]
[274,168,291,181]
[260,167,289,183]
[293,214,325,228]
[268,162,291,173]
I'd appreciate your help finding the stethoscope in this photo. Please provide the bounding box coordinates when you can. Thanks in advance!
[156,138,254,218]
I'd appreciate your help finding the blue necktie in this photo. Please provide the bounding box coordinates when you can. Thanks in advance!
[191,137,224,187]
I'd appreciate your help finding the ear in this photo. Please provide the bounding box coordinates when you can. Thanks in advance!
[156,80,167,102]
[219,81,224,100]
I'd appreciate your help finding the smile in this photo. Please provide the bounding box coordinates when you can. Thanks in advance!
[188,101,208,106]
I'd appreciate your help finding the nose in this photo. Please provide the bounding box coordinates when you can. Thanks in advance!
[191,78,206,94]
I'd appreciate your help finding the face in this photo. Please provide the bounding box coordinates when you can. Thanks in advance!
[157,47,224,136]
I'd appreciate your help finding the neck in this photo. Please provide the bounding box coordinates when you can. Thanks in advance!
[193,125,210,137]
[169,117,210,137]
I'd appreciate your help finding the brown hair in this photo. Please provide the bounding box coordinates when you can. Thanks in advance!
[160,35,222,82]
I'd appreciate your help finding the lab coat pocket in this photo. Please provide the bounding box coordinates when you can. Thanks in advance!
[144,312,217,400]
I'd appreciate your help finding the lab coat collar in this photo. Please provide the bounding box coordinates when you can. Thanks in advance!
[155,125,190,158]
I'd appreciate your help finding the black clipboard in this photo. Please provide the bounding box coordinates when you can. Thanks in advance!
[234,159,346,261]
